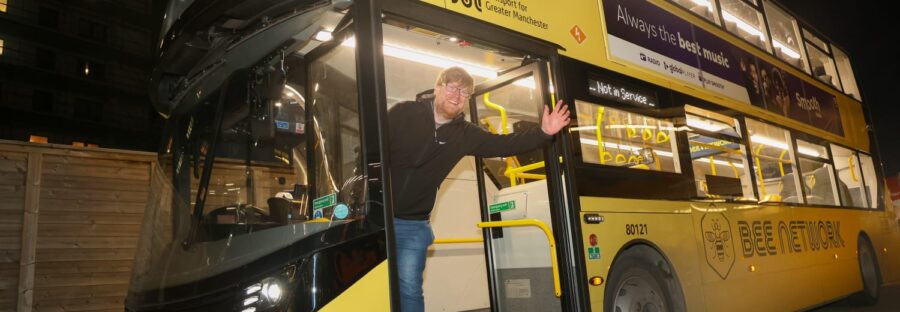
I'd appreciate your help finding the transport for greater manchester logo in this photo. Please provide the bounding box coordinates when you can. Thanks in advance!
[702,213,734,279]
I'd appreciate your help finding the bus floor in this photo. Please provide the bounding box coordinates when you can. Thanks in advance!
[812,282,900,311]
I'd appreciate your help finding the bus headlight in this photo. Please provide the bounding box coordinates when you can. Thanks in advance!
[242,277,286,310]
[261,278,283,303]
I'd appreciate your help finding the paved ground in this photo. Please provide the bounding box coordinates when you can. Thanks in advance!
[812,283,900,311]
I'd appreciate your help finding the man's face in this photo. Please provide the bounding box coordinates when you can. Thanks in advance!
[434,82,472,120]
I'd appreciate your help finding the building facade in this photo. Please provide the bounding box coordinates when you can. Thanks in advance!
[0,0,160,150]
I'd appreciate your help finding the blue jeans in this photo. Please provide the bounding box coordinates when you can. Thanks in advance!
[393,218,434,312]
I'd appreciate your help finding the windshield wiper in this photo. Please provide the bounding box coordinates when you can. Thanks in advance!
[182,78,229,249]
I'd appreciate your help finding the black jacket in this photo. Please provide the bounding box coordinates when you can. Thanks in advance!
[388,91,552,220]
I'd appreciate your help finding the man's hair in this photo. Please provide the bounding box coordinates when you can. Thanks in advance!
[434,66,474,89]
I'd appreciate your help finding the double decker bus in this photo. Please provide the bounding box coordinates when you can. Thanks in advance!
[126,0,900,311]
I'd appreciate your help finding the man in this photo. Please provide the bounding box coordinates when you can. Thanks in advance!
[387,66,570,311]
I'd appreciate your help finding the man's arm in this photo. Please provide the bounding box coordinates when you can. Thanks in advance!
[466,101,570,157]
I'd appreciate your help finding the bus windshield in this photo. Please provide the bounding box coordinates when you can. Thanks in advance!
[128,6,370,299]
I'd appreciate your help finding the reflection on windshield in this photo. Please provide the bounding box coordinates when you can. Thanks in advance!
[129,9,370,296]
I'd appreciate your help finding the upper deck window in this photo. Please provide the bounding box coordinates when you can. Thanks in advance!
[0,0,7,13]
[763,1,809,73]
[802,29,829,52]
[832,46,861,101]
[670,0,721,25]
[574,100,681,173]
[720,0,771,52]
[806,46,840,90]
[802,30,841,89]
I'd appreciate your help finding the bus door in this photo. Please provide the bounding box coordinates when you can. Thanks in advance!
[469,61,565,312]
[375,3,581,310]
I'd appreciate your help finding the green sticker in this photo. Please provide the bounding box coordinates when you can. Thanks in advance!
[313,193,336,210]
[489,201,516,214]
[588,247,601,260]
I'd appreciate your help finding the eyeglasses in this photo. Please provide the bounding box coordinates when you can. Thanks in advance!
[442,84,473,98]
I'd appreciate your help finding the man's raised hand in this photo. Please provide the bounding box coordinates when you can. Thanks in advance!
[541,100,571,135]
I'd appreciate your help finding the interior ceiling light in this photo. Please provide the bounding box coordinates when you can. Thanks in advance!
[331,32,537,89]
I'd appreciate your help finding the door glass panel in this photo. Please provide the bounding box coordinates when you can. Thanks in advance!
[473,67,560,312]
[476,75,545,189]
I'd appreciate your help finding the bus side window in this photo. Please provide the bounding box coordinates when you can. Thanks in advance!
[830,144,867,207]
[857,153,879,209]
[685,112,754,199]
[796,139,840,206]
[745,119,801,203]
[573,100,680,173]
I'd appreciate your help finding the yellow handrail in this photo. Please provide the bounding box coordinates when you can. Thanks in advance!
[482,117,499,134]
[514,173,547,180]
[596,107,606,164]
[483,93,530,186]
[483,92,507,135]
[754,144,766,197]
[477,219,561,297]
[506,161,546,175]
[549,82,557,110]
[848,157,859,182]
[778,150,788,177]
[434,238,484,244]
[690,141,743,155]
[482,116,525,186]
[726,159,739,178]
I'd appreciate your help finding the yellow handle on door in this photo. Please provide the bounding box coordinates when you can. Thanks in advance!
[477,219,561,297]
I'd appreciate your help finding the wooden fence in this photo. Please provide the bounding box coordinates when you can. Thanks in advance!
[0,140,155,312]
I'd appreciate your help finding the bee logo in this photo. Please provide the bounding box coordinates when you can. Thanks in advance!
[705,223,730,261]
[701,213,735,279]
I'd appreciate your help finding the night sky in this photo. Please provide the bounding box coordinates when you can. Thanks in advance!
[779,1,900,178]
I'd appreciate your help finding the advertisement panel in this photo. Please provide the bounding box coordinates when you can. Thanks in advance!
[601,0,843,135]
[421,0,843,136]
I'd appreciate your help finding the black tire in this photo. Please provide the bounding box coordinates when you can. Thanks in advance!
[604,245,686,312]
[849,236,881,306]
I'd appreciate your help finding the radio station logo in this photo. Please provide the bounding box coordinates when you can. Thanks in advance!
[702,213,734,280]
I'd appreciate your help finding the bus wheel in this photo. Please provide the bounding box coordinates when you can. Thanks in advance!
[850,236,881,306]
[604,245,685,312]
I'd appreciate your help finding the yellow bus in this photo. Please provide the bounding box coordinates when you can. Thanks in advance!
[126,0,900,311]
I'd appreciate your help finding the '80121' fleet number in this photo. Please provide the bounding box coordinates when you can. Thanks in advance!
[625,224,648,235]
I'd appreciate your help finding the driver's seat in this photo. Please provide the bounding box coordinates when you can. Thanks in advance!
[267,197,292,224]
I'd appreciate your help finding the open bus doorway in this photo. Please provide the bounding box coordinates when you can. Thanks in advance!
[381,18,566,312]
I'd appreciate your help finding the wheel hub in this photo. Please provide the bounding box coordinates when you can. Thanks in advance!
[614,276,665,312]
